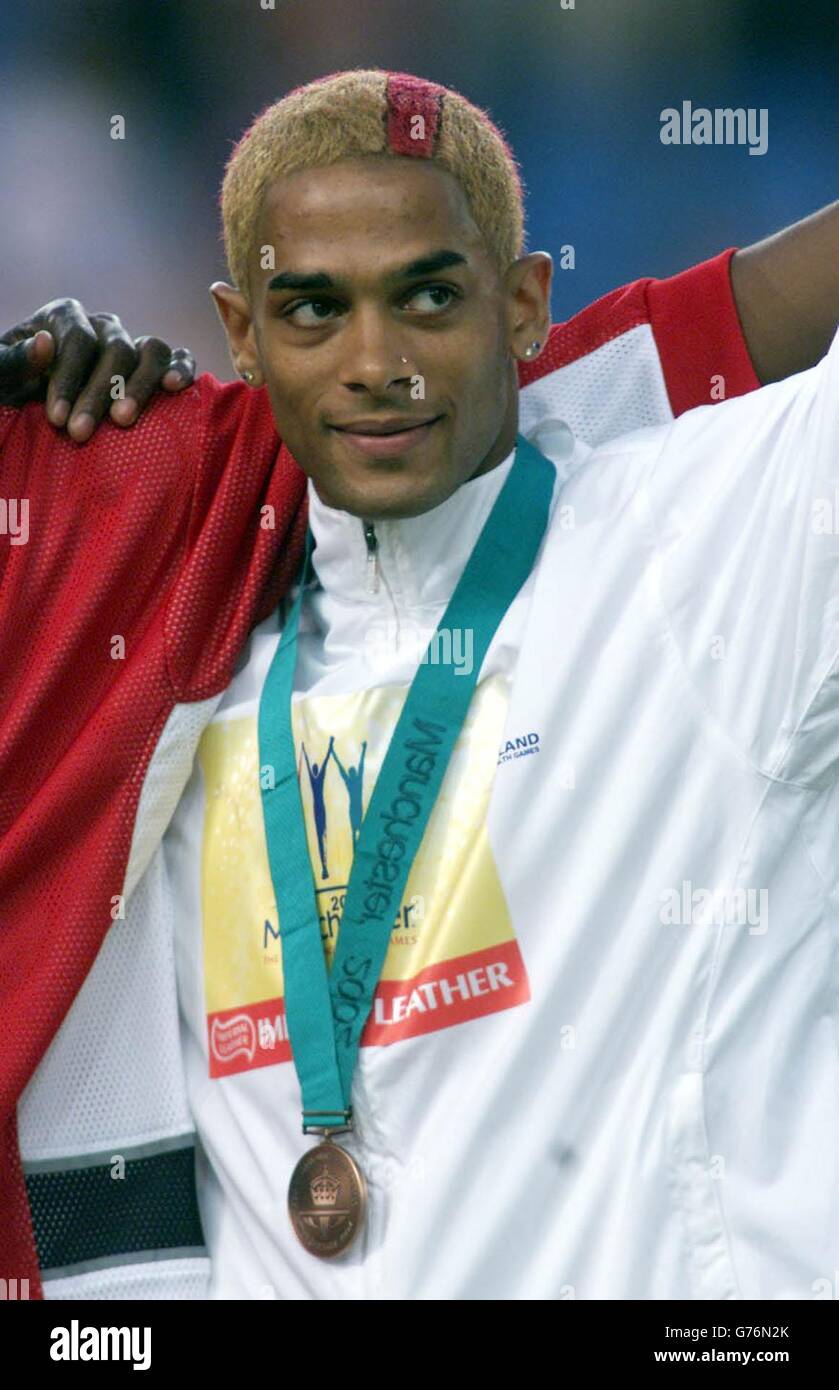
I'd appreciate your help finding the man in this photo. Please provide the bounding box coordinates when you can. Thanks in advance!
[2,68,838,1301]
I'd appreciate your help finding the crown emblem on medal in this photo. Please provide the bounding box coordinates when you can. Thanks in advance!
[310,1166,341,1208]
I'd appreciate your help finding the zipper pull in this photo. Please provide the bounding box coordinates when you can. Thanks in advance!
[363,520,380,593]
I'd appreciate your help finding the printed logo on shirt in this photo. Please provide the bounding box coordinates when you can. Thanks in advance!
[199,674,531,1077]
[497,730,541,764]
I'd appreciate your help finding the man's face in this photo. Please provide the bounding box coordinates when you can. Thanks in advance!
[217,155,550,520]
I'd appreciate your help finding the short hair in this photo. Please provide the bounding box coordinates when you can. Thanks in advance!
[220,67,526,295]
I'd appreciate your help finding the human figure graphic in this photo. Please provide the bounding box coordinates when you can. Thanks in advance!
[302,736,334,878]
[331,740,368,849]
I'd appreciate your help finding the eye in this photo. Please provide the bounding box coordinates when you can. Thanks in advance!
[403,284,459,313]
[283,298,340,327]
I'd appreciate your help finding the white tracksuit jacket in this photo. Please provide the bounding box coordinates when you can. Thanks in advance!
[161,329,839,1300]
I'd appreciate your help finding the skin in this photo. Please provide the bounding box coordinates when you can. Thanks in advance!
[210,154,552,521]
[729,199,839,383]
[0,299,195,441]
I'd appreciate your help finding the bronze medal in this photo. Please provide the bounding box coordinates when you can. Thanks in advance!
[288,1138,368,1258]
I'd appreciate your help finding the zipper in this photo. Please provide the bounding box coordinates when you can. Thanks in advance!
[361,518,402,647]
[363,520,380,594]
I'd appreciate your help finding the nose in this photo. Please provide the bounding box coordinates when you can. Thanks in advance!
[336,304,413,394]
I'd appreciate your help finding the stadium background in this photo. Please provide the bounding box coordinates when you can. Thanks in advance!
[2,0,836,380]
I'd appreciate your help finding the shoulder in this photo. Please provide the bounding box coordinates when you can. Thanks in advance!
[517,249,759,448]
[542,420,674,538]
[0,379,202,482]
[646,350,831,533]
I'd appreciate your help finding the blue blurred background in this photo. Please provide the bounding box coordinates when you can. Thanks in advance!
[2,0,837,379]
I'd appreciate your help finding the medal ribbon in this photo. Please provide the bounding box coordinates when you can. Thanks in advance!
[258,433,555,1132]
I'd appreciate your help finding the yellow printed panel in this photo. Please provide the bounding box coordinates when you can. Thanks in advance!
[199,674,530,1068]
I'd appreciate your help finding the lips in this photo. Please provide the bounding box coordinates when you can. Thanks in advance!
[330,415,442,458]
[331,415,441,435]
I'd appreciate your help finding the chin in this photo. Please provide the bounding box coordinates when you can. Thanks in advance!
[358,479,456,521]
[317,467,455,521]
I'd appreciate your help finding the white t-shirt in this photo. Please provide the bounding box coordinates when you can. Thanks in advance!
[164,330,839,1299]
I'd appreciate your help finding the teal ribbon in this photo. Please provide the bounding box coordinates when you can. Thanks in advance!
[258,433,555,1133]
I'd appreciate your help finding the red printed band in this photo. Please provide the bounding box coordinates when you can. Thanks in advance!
[362,939,530,1046]
[208,939,530,1078]
[385,73,444,157]
[208,999,292,1078]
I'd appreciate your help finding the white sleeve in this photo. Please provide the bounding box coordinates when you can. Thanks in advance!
[644,322,839,784]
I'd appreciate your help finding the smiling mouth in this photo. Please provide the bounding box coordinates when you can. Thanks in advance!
[330,416,442,457]
[331,415,442,436]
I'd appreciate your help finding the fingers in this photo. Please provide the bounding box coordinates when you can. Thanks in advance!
[0,297,197,439]
[63,325,196,438]
[108,337,194,429]
[28,328,57,371]
[42,299,102,430]
[0,329,56,405]
[63,312,139,442]
[161,346,196,391]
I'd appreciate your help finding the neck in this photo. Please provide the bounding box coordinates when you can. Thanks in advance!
[467,425,518,484]
[306,443,520,613]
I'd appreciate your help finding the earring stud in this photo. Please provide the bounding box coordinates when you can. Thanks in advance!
[523,340,541,360]
[241,370,255,384]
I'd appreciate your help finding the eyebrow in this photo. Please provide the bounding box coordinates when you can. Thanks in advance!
[266,248,468,293]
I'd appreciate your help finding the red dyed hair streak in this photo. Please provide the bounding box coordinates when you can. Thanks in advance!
[385,72,445,157]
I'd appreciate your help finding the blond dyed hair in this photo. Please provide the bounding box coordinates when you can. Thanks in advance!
[220,67,526,294]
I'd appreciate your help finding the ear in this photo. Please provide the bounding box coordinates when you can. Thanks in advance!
[208,282,263,385]
[503,252,553,364]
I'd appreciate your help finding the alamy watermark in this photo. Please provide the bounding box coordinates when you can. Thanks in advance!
[659,880,768,935]
[364,619,473,675]
[0,497,29,545]
[50,1320,151,1370]
[660,102,768,156]
[811,487,839,533]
